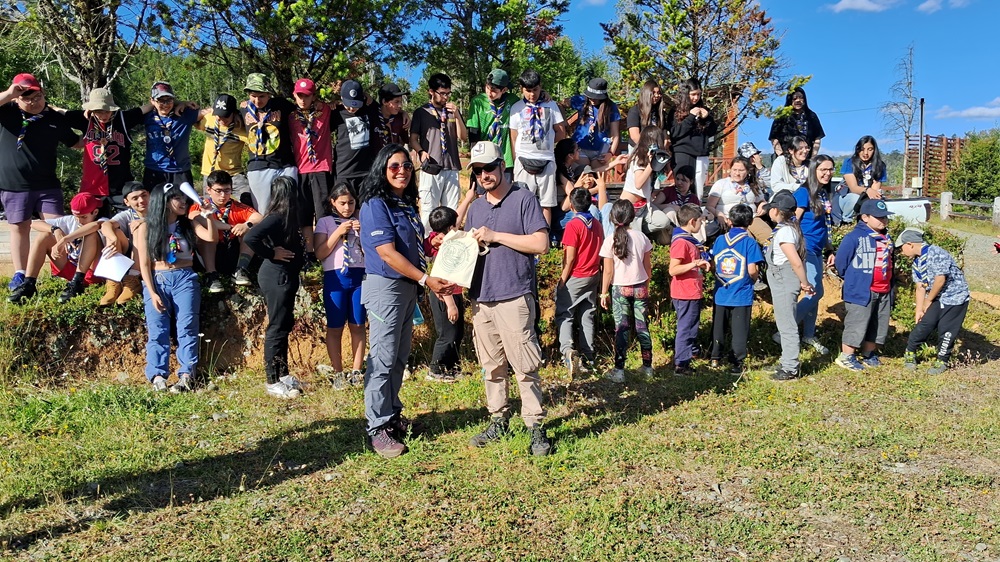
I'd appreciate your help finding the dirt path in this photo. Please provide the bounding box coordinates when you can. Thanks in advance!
[947,228,1000,297]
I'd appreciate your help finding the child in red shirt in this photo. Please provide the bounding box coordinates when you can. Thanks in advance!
[668,204,710,375]
[556,188,605,375]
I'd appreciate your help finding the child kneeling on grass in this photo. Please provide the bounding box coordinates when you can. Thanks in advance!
[710,203,764,375]
[896,227,971,375]
[424,206,466,383]
[599,199,653,382]
[669,203,711,376]
[8,193,105,305]
[834,199,893,372]
[556,187,604,376]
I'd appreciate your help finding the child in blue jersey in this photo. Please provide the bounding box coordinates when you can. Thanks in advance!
[710,204,764,375]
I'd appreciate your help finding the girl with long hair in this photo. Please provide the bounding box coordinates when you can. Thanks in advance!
[627,79,668,147]
[669,78,716,196]
[598,199,654,383]
[134,182,216,392]
[570,78,621,167]
[792,155,836,355]
[770,135,811,194]
[834,135,887,224]
[768,86,824,158]
[358,144,451,458]
[244,176,306,399]
[615,125,670,235]
[706,156,770,241]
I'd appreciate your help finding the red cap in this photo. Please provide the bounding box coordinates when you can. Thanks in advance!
[12,73,41,92]
[70,192,101,215]
[293,78,316,96]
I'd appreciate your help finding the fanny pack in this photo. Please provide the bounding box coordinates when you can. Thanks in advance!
[422,156,443,176]
[519,158,549,175]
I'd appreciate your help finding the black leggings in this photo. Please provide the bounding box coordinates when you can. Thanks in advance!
[906,300,969,363]
[259,261,300,383]
[710,304,751,365]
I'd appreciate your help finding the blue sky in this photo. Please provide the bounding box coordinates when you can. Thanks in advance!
[561,0,996,155]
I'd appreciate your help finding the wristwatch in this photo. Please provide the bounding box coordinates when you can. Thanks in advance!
[418,273,428,287]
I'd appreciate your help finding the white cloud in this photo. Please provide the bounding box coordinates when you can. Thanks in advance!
[935,98,1000,119]
[917,0,942,12]
[827,0,896,12]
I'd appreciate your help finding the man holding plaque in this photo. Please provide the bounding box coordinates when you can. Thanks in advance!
[464,141,552,457]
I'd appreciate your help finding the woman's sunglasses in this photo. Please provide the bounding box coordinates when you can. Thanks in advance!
[387,161,414,172]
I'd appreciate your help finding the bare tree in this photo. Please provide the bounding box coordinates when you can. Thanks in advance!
[880,45,916,187]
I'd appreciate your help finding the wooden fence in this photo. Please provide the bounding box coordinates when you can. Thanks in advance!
[935,192,1000,227]
[905,135,967,196]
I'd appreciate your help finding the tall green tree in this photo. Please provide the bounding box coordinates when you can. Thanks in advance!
[602,0,799,144]
[945,130,1000,202]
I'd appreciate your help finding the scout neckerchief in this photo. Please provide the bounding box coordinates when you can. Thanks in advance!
[522,99,544,143]
[426,103,448,155]
[214,200,233,242]
[488,98,507,144]
[578,102,598,144]
[793,111,808,137]
[152,112,176,166]
[573,211,595,230]
[91,115,114,174]
[818,189,833,231]
[861,161,873,186]
[867,225,892,282]
[671,226,711,263]
[333,215,360,273]
[732,179,752,199]
[674,188,698,206]
[166,221,181,264]
[209,117,235,171]
[247,100,272,156]
[388,194,425,271]
[913,244,931,288]
[18,109,45,150]
[764,220,795,261]
[295,105,318,164]
[791,163,808,184]
[378,110,395,146]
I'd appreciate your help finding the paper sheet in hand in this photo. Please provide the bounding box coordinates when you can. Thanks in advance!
[93,252,135,282]
[429,230,485,288]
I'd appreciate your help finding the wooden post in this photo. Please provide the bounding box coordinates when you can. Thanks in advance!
[993,197,1000,228]
[940,192,953,221]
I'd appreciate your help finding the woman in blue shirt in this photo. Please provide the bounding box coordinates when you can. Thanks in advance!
[792,155,837,355]
[569,78,621,167]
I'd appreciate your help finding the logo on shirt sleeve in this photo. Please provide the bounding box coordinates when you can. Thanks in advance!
[370,230,384,236]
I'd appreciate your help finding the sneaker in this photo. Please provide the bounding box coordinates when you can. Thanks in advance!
[835,353,865,372]
[605,368,625,383]
[206,273,225,294]
[279,375,303,391]
[348,369,364,385]
[403,366,412,380]
[674,364,693,377]
[710,359,720,369]
[426,367,457,383]
[7,271,25,291]
[730,362,745,376]
[58,279,85,303]
[266,381,301,399]
[577,357,594,375]
[116,275,142,304]
[562,350,576,378]
[469,417,508,448]
[772,332,781,344]
[7,280,37,304]
[388,415,424,440]
[927,360,948,375]
[99,279,122,306]
[753,279,768,292]
[802,337,830,356]
[903,351,917,371]
[370,428,407,458]
[151,375,168,392]
[529,425,552,456]
[771,368,799,381]
[639,365,654,378]
[233,268,252,287]
[170,374,193,393]
[861,354,881,368]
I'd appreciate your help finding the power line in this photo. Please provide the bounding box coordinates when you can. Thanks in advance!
[824,107,881,115]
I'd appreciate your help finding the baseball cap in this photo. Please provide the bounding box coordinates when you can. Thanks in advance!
[765,190,797,213]
[379,83,409,103]
[650,149,670,172]
[585,78,609,100]
[738,142,761,159]
[581,165,596,176]
[70,192,101,215]
[121,181,147,199]
[341,80,364,109]
[212,94,238,118]
[150,82,175,100]
[12,73,41,92]
[293,78,316,96]
[860,198,892,218]
[486,69,510,89]
[895,227,925,247]
[244,73,271,94]
[467,141,503,168]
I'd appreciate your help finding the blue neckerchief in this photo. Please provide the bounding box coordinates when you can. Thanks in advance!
[672,227,710,263]
[764,220,795,260]
[426,103,449,154]
[388,195,426,271]
[857,223,892,279]
[247,101,272,157]
[913,243,930,287]
[488,98,507,144]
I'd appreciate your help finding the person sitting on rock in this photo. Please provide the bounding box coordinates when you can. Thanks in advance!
[98,181,149,305]
[8,192,105,304]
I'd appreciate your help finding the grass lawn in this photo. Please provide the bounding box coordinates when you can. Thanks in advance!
[2,295,1000,560]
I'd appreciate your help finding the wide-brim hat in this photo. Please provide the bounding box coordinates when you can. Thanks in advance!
[585,78,609,100]
[244,73,272,94]
[82,88,120,112]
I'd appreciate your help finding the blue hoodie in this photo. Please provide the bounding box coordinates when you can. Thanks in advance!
[835,222,893,306]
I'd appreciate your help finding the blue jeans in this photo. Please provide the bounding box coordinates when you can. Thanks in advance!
[795,251,824,340]
[143,268,200,381]
[837,191,861,224]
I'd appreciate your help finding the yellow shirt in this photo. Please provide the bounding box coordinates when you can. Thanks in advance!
[196,114,248,175]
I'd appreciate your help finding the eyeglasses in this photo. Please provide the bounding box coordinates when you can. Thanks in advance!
[472,160,502,176]
[209,187,234,194]
[387,161,414,172]
[817,167,835,173]
[433,90,452,98]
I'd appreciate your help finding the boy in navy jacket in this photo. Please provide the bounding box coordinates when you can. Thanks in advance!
[834,199,893,371]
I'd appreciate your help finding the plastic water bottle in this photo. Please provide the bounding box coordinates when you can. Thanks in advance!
[413,304,425,326]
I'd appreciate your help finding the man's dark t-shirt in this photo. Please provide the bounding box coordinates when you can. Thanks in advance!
[0,104,80,192]
[242,97,297,171]
[331,102,380,180]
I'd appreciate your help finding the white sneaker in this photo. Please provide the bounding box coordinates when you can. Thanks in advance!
[170,374,193,393]
[606,368,625,383]
[266,381,301,399]
[279,375,303,391]
[640,366,654,378]
[151,375,168,392]
[802,337,829,356]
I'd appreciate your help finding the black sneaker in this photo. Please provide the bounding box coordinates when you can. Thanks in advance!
[58,279,85,303]
[388,415,424,441]
[674,364,693,377]
[730,362,745,376]
[206,272,225,294]
[426,365,457,383]
[529,425,552,456]
[469,416,508,448]
[771,368,799,381]
[8,280,37,304]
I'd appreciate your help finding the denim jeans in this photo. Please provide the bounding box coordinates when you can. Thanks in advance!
[795,251,824,340]
[143,268,200,381]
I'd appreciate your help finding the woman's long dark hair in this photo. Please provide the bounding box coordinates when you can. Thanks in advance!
[850,135,886,188]
[637,79,665,129]
[774,208,806,259]
[146,182,194,263]
[554,138,578,183]
[629,125,665,169]
[263,176,300,245]
[783,135,810,173]
[673,78,708,131]
[784,86,810,112]
[580,95,616,135]
[806,154,834,217]
[609,199,635,261]
[359,144,418,207]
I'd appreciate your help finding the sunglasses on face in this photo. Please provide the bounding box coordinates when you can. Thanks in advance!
[387,161,414,172]
[472,160,502,176]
